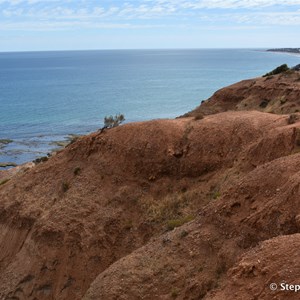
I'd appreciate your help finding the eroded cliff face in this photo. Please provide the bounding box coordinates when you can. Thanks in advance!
[1,71,300,300]
[183,69,300,117]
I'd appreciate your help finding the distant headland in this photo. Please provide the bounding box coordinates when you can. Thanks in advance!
[267,48,300,54]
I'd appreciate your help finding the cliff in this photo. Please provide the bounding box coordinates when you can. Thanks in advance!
[1,68,300,299]
[183,68,300,117]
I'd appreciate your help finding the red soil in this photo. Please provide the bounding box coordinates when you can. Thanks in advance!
[1,70,300,300]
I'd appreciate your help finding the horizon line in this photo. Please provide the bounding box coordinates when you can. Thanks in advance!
[0,47,274,54]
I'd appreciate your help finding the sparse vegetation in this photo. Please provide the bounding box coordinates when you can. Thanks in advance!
[104,114,125,129]
[62,182,70,192]
[264,75,274,80]
[287,114,298,125]
[0,178,10,185]
[259,100,269,108]
[194,113,204,121]
[140,188,208,226]
[74,167,81,175]
[284,69,296,76]
[280,96,287,104]
[171,288,179,299]
[124,220,133,230]
[33,156,48,164]
[141,193,188,222]
[212,191,221,200]
[179,229,189,238]
[166,215,194,231]
[263,64,290,77]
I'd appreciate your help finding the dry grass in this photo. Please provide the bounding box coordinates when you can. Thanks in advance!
[0,178,10,186]
[166,216,194,230]
[140,189,205,224]
[194,113,204,121]
[141,193,186,222]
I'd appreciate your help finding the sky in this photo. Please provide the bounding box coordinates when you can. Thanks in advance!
[0,0,300,51]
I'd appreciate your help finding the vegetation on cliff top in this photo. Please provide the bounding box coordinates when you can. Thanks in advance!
[263,64,290,77]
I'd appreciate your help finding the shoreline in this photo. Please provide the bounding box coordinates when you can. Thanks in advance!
[0,161,35,184]
[0,133,81,169]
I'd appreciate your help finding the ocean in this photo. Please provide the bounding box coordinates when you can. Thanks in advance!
[0,49,299,165]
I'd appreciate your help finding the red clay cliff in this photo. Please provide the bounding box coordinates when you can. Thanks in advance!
[1,69,300,299]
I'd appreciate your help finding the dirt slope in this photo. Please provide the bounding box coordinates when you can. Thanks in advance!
[1,73,300,299]
[209,234,300,300]
[183,70,300,117]
[83,149,300,300]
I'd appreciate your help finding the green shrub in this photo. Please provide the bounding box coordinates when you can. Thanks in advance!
[104,114,125,129]
[263,64,289,77]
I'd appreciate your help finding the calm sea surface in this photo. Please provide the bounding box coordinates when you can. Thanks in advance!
[0,49,299,165]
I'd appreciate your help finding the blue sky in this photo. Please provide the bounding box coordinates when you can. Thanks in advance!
[0,0,300,51]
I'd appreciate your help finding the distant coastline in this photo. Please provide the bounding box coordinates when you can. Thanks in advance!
[267,48,300,54]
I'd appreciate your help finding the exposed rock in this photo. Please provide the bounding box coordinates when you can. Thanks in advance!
[0,139,13,149]
[0,162,17,168]
[0,139,13,145]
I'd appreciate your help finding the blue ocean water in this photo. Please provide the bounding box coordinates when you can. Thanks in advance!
[0,49,299,165]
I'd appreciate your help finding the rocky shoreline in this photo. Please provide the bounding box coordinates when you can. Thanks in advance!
[0,133,81,169]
